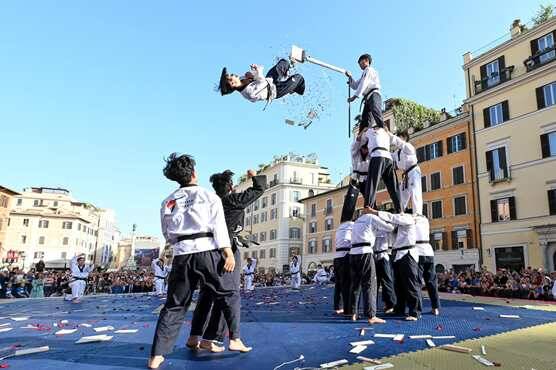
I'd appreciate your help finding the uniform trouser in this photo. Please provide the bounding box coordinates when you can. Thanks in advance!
[245,275,254,290]
[266,59,305,98]
[291,272,301,289]
[393,253,421,317]
[151,250,235,357]
[349,253,377,318]
[401,167,423,215]
[333,255,351,312]
[360,92,384,131]
[365,157,401,211]
[69,280,86,300]
[418,255,440,310]
[340,181,366,223]
[374,256,396,310]
[155,278,165,295]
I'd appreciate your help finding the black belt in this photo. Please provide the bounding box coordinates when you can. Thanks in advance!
[353,170,368,175]
[175,232,214,242]
[402,164,419,190]
[363,88,379,102]
[155,276,166,279]
[393,245,415,252]
[416,240,430,244]
[244,272,254,276]
[371,146,388,154]
[351,242,371,248]
[290,271,300,275]
[72,277,87,281]
[336,247,351,251]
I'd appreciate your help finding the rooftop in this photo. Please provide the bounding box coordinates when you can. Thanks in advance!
[0,185,20,196]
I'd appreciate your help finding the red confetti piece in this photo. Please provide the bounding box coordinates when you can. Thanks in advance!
[0,363,9,368]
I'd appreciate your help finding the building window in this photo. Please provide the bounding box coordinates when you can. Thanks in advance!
[451,229,472,250]
[325,218,334,231]
[260,212,267,223]
[251,251,257,259]
[421,176,427,193]
[452,166,464,185]
[259,249,266,259]
[254,199,259,211]
[490,197,516,222]
[253,214,259,224]
[311,203,316,217]
[21,235,27,244]
[428,141,443,160]
[244,252,249,260]
[23,218,29,227]
[270,229,277,240]
[309,221,317,233]
[454,196,467,216]
[431,232,447,251]
[291,191,300,202]
[494,246,525,272]
[16,198,22,206]
[53,201,58,207]
[34,251,44,259]
[537,81,556,109]
[486,147,509,182]
[33,199,39,207]
[325,199,333,215]
[291,207,301,217]
[62,221,73,229]
[323,239,332,253]
[548,189,556,215]
[251,233,258,243]
[431,201,443,219]
[39,236,45,245]
[483,101,509,128]
[0,195,7,208]
[261,197,268,208]
[541,131,556,158]
[270,208,277,220]
[270,248,277,258]
[289,227,301,239]
[537,32,555,64]
[245,216,251,226]
[430,172,441,191]
[447,133,467,153]
[61,252,67,259]
[38,220,49,228]
[260,232,267,242]
[423,203,428,218]
[63,237,69,245]
[485,59,500,87]
[271,193,277,206]
[308,240,317,254]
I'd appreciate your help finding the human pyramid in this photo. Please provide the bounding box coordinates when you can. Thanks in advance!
[147,52,440,369]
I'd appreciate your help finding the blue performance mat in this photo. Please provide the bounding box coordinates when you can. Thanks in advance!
[1,286,556,370]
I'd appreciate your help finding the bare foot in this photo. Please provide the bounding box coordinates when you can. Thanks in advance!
[199,339,225,353]
[432,308,440,316]
[72,299,81,304]
[405,316,418,321]
[384,308,394,314]
[368,316,386,324]
[186,336,199,350]
[228,338,252,353]
[147,355,165,369]
[335,309,344,315]
[351,314,358,321]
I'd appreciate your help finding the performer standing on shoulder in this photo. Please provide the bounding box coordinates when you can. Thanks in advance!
[148,153,236,370]
[346,54,383,131]
[391,130,423,215]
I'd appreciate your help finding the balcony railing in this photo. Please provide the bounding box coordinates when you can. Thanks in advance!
[524,46,556,72]
[474,66,514,95]
[269,179,280,188]
[289,177,302,185]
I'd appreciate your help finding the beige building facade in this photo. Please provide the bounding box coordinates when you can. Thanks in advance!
[234,153,335,273]
[463,17,556,271]
[0,186,20,265]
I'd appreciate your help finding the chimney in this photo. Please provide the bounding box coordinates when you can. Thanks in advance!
[511,19,523,38]
[463,52,472,65]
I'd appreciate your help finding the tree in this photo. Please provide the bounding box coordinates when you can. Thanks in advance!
[390,98,441,132]
[532,4,554,26]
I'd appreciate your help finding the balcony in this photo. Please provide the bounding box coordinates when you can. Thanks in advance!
[474,66,514,95]
[524,46,556,72]
[289,177,303,185]
[269,179,280,188]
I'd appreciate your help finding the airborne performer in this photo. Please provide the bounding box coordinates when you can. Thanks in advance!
[219,59,305,104]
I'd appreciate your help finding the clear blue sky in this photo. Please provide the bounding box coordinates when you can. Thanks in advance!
[0,1,549,238]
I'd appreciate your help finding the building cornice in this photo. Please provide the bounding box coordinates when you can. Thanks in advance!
[410,113,470,140]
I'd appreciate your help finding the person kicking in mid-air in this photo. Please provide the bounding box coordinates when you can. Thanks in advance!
[219,59,305,104]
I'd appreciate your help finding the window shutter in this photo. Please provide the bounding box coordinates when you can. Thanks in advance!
[501,100,510,122]
[548,190,556,215]
[421,176,427,192]
[480,63,487,90]
[438,141,443,156]
[486,150,494,181]
[509,196,516,220]
[536,86,546,109]
[451,231,458,250]
[499,148,508,179]
[425,145,431,161]
[466,229,473,249]
[491,199,499,223]
[417,147,425,162]
[540,133,550,158]
[530,38,539,56]
[442,232,449,251]
[447,137,453,154]
[429,233,435,249]
[498,56,506,81]
[461,133,467,150]
[483,107,491,128]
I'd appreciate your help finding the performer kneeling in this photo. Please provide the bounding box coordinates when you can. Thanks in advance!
[349,212,393,324]
[415,214,440,315]
[219,59,305,103]
[148,154,236,369]
[290,256,301,290]
[66,254,92,303]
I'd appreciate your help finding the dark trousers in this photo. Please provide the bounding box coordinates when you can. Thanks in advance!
[360,92,384,131]
[151,250,235,356]
[349,253,377,318]
[418,255,440,310]
[365,157,400,211]
[374,256,396,310]
[340,181,367,223]
[333,255,351,313]
[393,253,421,318]
[266,59,305,98]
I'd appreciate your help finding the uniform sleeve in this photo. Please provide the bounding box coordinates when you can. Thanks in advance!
[70,256,78,273]
[251,65,265,81]
[377,211,414,226]
[160,201,169,242]
[390,134,405,150]
[227,175,267,209]
[354,69,370,98]
[349,75,360,90]
[252,258,257,269]
[372,214,395,232]
[151,258,159,271]
[210,197,232,249]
